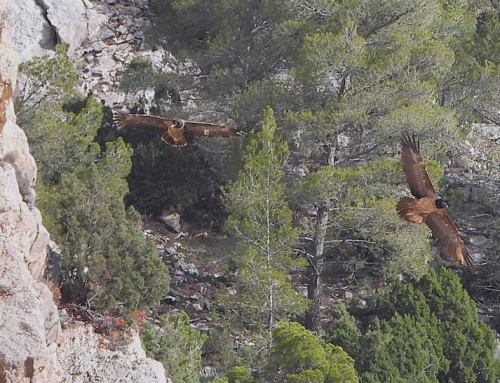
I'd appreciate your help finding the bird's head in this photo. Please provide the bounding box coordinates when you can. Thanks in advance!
[435,198,448,209]
[173,119,184,128]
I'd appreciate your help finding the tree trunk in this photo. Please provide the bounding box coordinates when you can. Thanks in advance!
[327,144,336,166]
[305,204,329,332]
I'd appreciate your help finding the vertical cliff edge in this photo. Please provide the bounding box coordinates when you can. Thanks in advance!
[0,0,166,381]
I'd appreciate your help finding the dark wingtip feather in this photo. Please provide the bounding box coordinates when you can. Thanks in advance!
[464,249,474,268]
[401,132,420,152]
[450,229,474,268]
[112,110,127,129]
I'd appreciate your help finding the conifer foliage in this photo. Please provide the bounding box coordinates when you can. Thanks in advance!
[17,47,169,316]
[327,269,500,383]
[221,107,308,342]
[268,321,359,383]
[141,312,207,383]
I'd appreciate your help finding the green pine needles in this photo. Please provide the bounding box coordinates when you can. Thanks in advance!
[221,107,308,345]
[18,46,169,316]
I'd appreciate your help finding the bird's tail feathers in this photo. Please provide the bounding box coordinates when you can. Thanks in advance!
[396,196,424,224]
[235,129,246,137]
[161,133,187,147]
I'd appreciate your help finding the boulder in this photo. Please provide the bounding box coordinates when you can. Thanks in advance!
[4,0,107,62]
[55,326,166,383]
[160,211,182,233]
[4,0,55,62]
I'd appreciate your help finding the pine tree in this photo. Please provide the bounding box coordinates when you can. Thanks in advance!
[296,159,435,330]
[141,311,207,383]
[147,0,298,97]
[325,303,362,359]
[221,107,308,346]
[267,321,359,383]
[348,269,500,383]
[18,46,170,316]
[360,315,442,383]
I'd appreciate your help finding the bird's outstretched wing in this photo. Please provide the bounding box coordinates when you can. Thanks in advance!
[113,111,170,133]
[425,210,473,266]
[183,121,246,138]
[401,133,437,199]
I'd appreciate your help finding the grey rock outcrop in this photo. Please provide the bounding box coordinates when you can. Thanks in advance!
[4,0,106,61]
[0,3,61,380]
[39,0,106,55]
[0,1,167,381]
[5,0,189,112]
[160,211,182,233]
[56,326,166,383]
[72,0,158,107]
[4,0,55,62]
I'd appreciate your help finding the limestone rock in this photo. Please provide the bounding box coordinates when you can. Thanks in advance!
[0,3,167,380]
[4,0,55,62]
[34,281,63,345]
[178,260,199,276]
[0,7,61,378]
[56,325,166,383]
[160,211,182,233]
[0,77,13,132]
[472,123,500,141]
[4,0,107,62]
[0,151,60,383]
[41,0,108,55]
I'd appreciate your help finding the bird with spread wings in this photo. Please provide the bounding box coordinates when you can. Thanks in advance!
[396,134,473,266]
[113,110,245,147]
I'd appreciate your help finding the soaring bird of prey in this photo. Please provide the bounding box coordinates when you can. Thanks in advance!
[396,133,472,266]
[113,110,245,147]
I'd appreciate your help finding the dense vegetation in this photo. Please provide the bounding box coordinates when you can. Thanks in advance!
[328,269,500,382]
[141,312,207,383]
[15,0,500,381]
[221,107,308,339]
[133,0,500,380]
[17,46,170,317]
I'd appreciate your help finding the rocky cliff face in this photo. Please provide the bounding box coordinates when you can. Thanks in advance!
[0,0,166,382]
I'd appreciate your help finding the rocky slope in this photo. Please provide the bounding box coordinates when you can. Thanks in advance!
[0,0,166,381]
[3,0,500,381]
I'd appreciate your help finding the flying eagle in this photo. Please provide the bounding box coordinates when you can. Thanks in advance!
[113,110,245,147]
[396,134,472,266]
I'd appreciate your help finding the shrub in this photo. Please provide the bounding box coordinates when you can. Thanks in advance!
[141,312,208,383]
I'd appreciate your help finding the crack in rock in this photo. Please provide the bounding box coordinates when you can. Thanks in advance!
[34,0,60,48]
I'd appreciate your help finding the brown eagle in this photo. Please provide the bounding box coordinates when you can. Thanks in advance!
[113,110,245,147]
[396,134,472,266]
